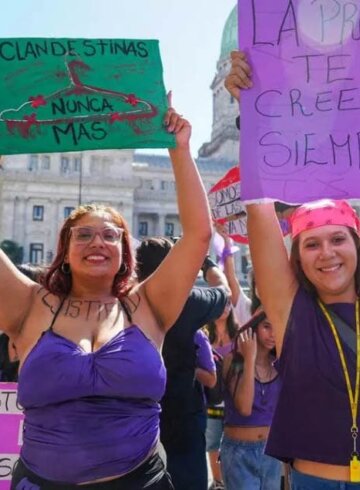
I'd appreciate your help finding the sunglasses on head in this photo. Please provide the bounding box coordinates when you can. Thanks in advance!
[70,226,124,244]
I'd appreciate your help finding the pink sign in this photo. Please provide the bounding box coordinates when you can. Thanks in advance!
[0,383,23,490]
[239,0,360,204]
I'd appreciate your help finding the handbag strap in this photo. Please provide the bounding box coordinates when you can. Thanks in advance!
[327,308,356,356]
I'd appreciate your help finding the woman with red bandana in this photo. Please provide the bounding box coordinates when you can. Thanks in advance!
[225,51,360,489]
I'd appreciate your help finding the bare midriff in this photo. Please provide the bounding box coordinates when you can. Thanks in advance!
[294,459,349,481]
[224,425,270,441]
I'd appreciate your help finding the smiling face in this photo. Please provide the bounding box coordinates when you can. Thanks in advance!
[298,225,358,303]
[65,211,123,283]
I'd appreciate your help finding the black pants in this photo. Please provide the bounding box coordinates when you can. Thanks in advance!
[11,453,174,490]
[164,413,208,490]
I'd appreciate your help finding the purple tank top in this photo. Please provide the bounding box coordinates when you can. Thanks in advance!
[266,287,357,465]
[224,374,281,426]
[17,325,166,483]
[215,342,233,358]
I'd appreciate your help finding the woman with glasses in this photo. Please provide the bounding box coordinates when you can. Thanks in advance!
[1,104,212,490]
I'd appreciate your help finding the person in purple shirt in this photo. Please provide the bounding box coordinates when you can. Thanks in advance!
[195,329,217,399]
[226,51,360,488]
[0,103,213,490]
[221,310,281,490]
[204,298,238,490]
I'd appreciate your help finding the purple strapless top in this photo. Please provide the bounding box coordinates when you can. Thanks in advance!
[224,375,281,427]
[17,325,166,483]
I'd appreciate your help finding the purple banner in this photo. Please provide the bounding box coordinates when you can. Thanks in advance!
[0,383,23,489]
[238,0,360,204]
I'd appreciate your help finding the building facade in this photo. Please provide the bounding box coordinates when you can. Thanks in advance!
[0,5,249,278]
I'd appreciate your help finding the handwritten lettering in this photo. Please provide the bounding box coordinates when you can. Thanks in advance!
[63,299,119,321]
[52,122,107,146]
[0,390,22,414]
[0,455,19,480]
[240,0,360,201]
[251,0,360,47]
[0,39,149,62]
[51,96,114,116]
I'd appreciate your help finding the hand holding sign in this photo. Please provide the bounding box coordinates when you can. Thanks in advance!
[165,91,191,149]
[224,50,253,98]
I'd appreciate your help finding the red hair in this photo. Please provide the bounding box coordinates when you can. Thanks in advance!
[43,204,134,298]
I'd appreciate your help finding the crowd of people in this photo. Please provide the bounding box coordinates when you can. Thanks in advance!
[0,48,359,490]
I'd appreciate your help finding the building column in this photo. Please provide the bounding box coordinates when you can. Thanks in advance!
[156,214,166,236]
[13,196,26,244]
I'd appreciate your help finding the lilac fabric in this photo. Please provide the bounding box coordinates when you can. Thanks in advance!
[195,330,216,373]
[17,325,166,483]
[238,1,360,204]
[215,342,233,358]
[224,375,281,427]
[266,287,357,465]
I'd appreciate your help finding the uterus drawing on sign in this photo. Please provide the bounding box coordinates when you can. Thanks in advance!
[0,57,158,138]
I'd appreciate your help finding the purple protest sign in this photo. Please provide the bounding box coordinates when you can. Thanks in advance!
[0,383,23,490]
[238,0,360,204]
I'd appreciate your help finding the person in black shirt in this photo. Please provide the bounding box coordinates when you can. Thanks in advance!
[136,237,229,490]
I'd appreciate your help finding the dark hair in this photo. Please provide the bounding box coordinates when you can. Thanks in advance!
[290,228,360,296]
[238,310,266,334]
[247,268,261,314]
[226,310,272,392]
[17,263,44,283]
[136,237,173,282]
[205,308,238,345]
[43,204,134,298]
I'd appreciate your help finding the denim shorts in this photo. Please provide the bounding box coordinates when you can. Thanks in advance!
[291,468,360,489]
[220,434,281,490]
[205,416,224,452]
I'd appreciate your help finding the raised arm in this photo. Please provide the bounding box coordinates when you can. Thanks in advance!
[223,328,257,416]
[214,222,242,306]
[195,330,217,388]
[224,51,298,353]
[246,204,298,353]
[140,101,212,330]
[0,250,38,335]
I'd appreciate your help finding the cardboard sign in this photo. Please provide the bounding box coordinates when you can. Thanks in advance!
[0,38,175,154]
[208,166,248,243]
[209,166,292,242]
[239,0,360,203]
[0,383,23,489]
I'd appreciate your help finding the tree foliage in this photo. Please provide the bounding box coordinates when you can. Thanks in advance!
[0,239,24,264]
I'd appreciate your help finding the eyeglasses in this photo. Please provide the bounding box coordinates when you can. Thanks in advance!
[70,226,124,244]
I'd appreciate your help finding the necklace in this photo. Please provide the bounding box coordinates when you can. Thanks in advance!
[255,362,274,405]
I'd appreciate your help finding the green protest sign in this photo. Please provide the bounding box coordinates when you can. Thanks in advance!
[0,38,175,154]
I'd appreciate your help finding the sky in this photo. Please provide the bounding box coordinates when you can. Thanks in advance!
[2,0,237,156]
